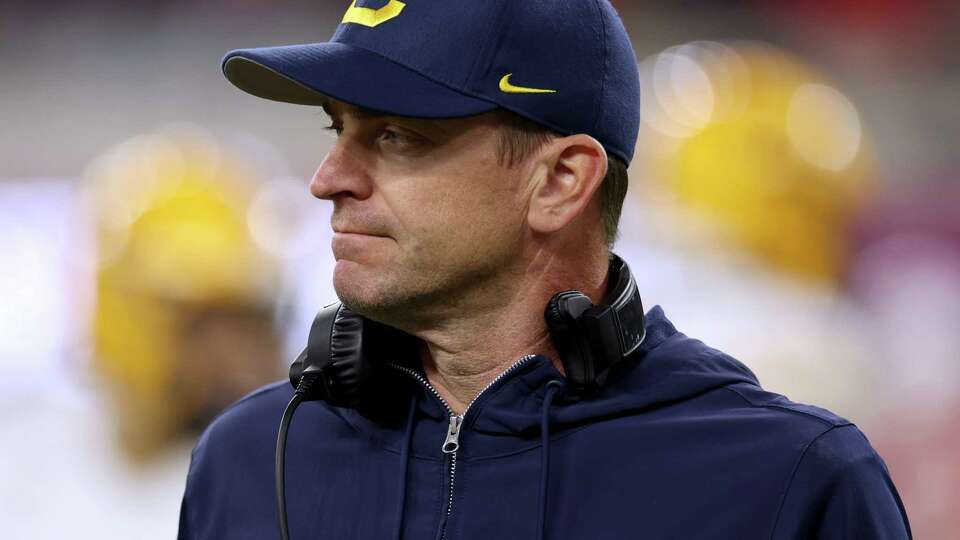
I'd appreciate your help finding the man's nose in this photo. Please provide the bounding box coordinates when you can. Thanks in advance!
[310,140,373,201]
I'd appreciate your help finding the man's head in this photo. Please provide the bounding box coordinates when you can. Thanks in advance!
[312,98,618,322]
[221,0,640,322]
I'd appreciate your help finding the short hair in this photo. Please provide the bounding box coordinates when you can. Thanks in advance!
[494,110,629,247]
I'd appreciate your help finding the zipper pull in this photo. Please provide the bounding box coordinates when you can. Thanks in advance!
[442,415,463,454]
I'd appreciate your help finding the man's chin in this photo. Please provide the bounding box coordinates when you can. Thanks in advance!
[333,261,393,316]
[333,261,434,329]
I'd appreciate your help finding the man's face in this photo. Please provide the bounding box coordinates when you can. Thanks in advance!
[311,100,531,323]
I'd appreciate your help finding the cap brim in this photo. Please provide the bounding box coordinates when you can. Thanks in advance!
[222,42,497,118]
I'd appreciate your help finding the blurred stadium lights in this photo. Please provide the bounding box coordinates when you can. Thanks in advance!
[641,41,750,138]
[636,41,871,284]
[785,83,862,173]
[640,40,864,172]
[647,44,717,137]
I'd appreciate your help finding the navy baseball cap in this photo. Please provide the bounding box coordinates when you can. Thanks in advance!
[222,0,640,164]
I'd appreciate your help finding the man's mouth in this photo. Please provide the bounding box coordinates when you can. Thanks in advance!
[333,229,389,238]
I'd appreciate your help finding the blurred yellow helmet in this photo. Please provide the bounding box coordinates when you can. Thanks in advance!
[87,128,280,459]
[639,42,873,283]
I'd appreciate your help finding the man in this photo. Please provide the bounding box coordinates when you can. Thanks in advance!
[179,1,911,538]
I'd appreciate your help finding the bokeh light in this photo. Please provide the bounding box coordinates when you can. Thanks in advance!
[787,83,863,172]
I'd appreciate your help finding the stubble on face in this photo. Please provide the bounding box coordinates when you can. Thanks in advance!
[327,112,529,330]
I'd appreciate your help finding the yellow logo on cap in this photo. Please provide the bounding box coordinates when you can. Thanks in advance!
[342,0,406,28]
[499,74,558,94]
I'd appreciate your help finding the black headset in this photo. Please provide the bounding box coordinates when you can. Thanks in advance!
[289,254,646,404]
[276,255,646,540]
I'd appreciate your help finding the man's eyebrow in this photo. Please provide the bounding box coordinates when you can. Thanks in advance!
[320,101,387,121]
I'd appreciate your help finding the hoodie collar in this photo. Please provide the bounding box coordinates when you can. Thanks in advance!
[466,305,759,436]
[398,305,682,426]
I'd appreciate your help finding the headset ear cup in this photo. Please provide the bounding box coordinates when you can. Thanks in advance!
[292,303,341,400]
[545,255,646,397]
[323,306,368,407]
[293,303,376,407]
[545,291,595,395]
[292,303,417,411]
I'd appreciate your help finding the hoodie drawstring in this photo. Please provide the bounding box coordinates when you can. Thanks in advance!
[538,380,564,540]
[393,395,418,540]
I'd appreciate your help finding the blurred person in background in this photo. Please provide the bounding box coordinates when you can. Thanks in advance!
[627,41,879,421]
[177,1,911,539]
[0,127,290,540]
[89,129,284,459]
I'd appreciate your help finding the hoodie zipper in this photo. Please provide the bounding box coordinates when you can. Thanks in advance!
[389,354,536,540]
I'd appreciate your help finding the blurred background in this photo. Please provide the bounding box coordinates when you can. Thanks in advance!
[1,0,957,537]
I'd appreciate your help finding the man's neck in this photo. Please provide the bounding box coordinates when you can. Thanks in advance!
[413,252,609,415]
[417,307,559,414]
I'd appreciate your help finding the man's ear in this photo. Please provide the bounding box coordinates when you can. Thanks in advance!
[527,134,608,235]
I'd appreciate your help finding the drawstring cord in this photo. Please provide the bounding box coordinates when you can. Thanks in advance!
[538,380,564,540]
[393,395,418,540]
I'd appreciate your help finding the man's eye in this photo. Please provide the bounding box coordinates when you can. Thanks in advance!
[378,128,407,144]
[377,127,422,150]
[325,124,343,137]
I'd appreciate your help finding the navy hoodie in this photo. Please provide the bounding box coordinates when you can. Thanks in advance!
[178,306,911,539]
